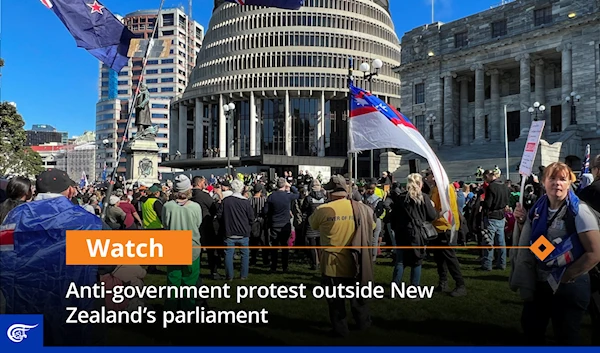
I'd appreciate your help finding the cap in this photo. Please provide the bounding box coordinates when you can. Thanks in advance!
[323,175,348,195]
[453,181,460,189]
[421,168,432,176]
[36,169,73,194]
[109,195,120,205]
[174,174,192,193]
[148,185,161,193]
[221,180,231,188]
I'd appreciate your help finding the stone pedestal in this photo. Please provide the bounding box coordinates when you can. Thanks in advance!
[125,139,161,186]
[379,151,402,176]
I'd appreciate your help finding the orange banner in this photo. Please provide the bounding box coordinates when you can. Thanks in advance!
[66,230,192,265]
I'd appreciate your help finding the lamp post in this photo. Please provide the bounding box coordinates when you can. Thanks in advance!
[565,91,581,125]
[426,113,436,140]
[223,102,236,176]
[527,101,546,121]
[359,58,383,179]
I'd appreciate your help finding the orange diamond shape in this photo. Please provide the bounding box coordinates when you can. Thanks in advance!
[530,236,555,261]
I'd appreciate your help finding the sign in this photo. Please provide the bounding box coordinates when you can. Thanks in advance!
[298,165,331,183]
[518,120,545,177]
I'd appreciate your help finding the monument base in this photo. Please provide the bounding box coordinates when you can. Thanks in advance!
[125,139,161,186]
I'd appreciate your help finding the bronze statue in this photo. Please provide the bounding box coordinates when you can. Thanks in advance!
[135,83,152,134]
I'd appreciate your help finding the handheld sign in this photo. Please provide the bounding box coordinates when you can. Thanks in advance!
[518,120,545,205]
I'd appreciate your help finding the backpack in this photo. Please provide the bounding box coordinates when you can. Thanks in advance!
[100,266,130,311]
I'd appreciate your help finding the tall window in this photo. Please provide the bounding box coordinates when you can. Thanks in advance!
[414,83,425,104]
[534,7,552,26]
[414,115,425,135]
[454,32,468,48]
[491,20,507,38]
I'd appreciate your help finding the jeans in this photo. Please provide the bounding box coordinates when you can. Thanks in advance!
[522,274,591,345]
[392,249,422,286]
[224,237,249,280]
[482,218,506,270]
[372,218,382,261]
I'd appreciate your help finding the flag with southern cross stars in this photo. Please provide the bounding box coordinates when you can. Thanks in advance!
[39,0,135,72]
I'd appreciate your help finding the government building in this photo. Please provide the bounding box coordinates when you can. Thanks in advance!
[393,0,600,180]
[162,0,402,178]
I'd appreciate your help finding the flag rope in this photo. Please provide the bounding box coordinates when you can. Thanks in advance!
[102,0,167,220]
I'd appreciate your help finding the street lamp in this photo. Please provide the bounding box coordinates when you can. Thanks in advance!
[359,58,384,178]
[565,91,581,125]
[223,102,236,176]
[426,114,436,141]
[527,101,546,121]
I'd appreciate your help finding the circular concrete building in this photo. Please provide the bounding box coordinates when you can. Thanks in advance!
[165,0,401,176]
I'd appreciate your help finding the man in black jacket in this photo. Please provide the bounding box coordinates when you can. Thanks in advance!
[191,176,221,280]
[217,179,254,280]
[481,169,510,271]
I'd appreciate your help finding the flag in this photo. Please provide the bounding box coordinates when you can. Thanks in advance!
[225,0,304,10]
[581,144,590,175]
[348,83,453,225]
[79,170,88,188]
[40,0,134,72]
[101,162,107,181]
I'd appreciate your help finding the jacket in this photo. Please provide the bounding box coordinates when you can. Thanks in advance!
[350,200,375,286]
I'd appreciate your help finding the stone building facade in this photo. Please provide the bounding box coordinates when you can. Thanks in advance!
[395,0,600,157]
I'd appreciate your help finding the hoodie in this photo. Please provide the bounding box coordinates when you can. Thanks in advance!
[303,190,327,238]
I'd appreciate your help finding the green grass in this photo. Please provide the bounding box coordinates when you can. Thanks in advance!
[107,249,593,346]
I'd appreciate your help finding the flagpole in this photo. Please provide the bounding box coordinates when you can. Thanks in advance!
[102,0,167,220]
[347,57,353,186]
[504,104,509,181]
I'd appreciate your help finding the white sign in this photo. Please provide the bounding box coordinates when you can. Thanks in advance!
[518,120,546,177]
[298,165,331,183]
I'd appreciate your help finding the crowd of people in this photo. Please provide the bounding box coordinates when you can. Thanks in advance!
[0,161,599,345]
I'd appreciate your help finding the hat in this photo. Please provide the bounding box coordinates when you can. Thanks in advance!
[421,168,432,176]
[221,180,231,188]
[138,185,148,191]
[323,175,348,195]
[453,182,460,189]
[174,174,192,192]
[36,169,73,194]
[109,195,120,205]
[206,185,214,193]
[148,185,161,193]
[311,179,321,192]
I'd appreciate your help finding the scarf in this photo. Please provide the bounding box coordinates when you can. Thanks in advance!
[528,189,585,289]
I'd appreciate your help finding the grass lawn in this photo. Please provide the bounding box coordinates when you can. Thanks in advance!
[108,249,593,346]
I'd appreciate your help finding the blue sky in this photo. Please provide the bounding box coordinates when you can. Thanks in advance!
[2,0,502,137]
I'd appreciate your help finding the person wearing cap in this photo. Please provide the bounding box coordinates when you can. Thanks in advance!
[105,195,126,230]
[249,183,269,267]
[302,179,327,270]
[264,177,300,273]
[364,181,385,262]
[141,184,164,230]
[216,179,254,280]
[161,174,202,310]
[0,168,107,344]
[309,174,374,337]
[480,169,510,271]
[422,168,467,297]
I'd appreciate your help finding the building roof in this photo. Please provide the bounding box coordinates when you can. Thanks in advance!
[30,145,70,152]
[213,0,390,14]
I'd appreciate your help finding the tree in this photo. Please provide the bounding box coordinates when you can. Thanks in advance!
[0,102,44,177]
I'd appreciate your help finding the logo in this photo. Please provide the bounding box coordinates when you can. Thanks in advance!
[6,324,38,343]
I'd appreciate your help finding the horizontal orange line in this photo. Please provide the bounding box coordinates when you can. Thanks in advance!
[192,246,531,249]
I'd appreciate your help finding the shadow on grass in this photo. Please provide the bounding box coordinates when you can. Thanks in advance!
[465,274,509,282]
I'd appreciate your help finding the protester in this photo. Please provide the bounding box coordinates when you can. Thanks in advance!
[0,176,32,224]
[191,176,221,279]
[217,179,254,280]
[511,162,600,345]
[118,195,142,229]
[249,183,268,266]
[481,169,510,271]
[309,175,373,337]
[302,179,326,270]
[105,195,126,230]
[161,175,202,311]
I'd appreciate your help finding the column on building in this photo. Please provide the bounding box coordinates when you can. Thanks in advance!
[249,93,257,156]
[207,103,212,151]
[457,76,471,146]
[318,90,326,157]
[178,102,187,157]
[434,78,443,143]
[558,43,572,130]
[441,72,456,145]
[516,53,531,136]
[534,59,547,135]
[487,69,501,143]
[471,63,485,143]
[194,98,204,159]
[169,104,179,157]
[284,90,292,156]
[219,95,226,158]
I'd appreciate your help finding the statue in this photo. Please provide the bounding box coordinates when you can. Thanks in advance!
[135,83,152,134]
[131,125,158,142]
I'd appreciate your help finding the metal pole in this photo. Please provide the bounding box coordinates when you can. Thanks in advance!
[369,77,373,179]
[348,57,353,184]
[504,105,510,181]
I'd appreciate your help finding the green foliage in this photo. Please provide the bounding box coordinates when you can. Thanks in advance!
[0,102,44,177]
